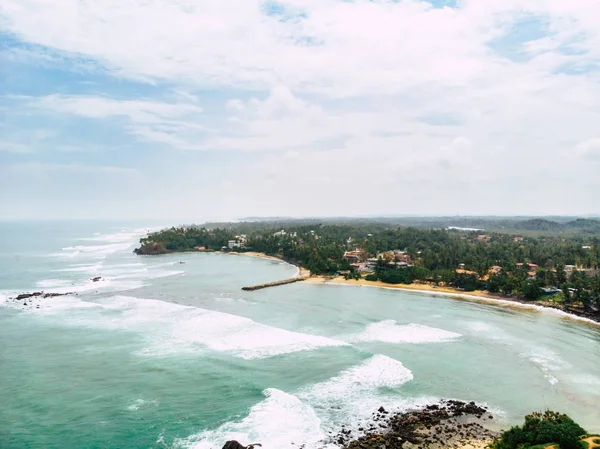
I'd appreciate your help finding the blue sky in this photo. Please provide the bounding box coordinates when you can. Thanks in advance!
[1,0,600,220]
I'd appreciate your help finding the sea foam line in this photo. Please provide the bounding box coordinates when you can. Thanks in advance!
[346,320,461,344]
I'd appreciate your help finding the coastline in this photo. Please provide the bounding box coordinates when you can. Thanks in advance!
[305,276,600,327]
[218,250,311,278]
[334,400,500,449]
[141,249,598,327]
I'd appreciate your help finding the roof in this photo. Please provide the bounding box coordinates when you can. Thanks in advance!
[456,269,478,275]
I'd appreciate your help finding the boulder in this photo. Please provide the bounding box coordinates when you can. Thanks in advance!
[222,442,262,449]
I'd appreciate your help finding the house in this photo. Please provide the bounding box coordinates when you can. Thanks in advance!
[395,253,413,265]
[565,265,600,278]
[273,230,287,237]
[228,235,247,249]
[490,265,502,275]
[513,236,524,242]
[516,263,538,271]
[396,261,411,268]
[456,269,478,276]
[582,245,592,250]
[228,240,243,249]
[477,235,491,242]
[458,263,466,270]
[366,257,379,270]
[344,250,365,264]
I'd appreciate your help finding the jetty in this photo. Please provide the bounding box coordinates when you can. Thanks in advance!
[242,276,308,291]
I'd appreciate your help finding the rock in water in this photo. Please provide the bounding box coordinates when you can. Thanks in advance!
[222,442,262,449]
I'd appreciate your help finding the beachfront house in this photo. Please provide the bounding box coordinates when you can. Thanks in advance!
[344,250,365,264]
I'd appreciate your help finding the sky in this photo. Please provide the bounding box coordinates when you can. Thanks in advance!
[1,0,600,221]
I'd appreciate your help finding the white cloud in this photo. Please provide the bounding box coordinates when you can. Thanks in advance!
[574,139,600,161]
[1,0,598,95]
[2,0,600,216]
[0,142,32,153]
[28,94,206,150]
[32,95,203,122]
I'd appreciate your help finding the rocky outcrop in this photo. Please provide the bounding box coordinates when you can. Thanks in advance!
[134,242,167,255]
[332,400,499,449]
[14,291,74,300]
[222,442,262,449]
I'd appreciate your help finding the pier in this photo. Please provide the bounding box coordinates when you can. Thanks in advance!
[241,276,308,291]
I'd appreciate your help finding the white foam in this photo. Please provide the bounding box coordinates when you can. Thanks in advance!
[56,262,104,273]
[521,346,571,385]
[295,355,422,441]
[303,354,413,402]
[465,321,514,343]
[109,269,184,281]
[570,374,600,387]
[348,320,461,344]
[61,242,134,257]
[131,297,348,359]
[176,389,325,449]
[78,229,147,243]
[29,295,348,360]
[35,279,74,288]
[126,398,159,411]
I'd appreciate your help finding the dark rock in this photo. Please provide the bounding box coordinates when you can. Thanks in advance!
[16,292,43,300]
[91,277,102,282]
[222,442,262,449]
[14,291,74,300]
[378,406,387,413]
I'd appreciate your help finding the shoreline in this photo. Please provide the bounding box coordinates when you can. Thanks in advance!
[305,276,600,327]
[334,400,500,449]
[217,250,311,278]
[143,250,599,327]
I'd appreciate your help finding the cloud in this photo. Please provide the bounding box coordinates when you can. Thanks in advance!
[27,94,206,150]
[1,0,598,95]
[0,142,32,153]
[2,0,600,217]
[574,138,600,161]
[31,95,203,122]
[7,162,140,175]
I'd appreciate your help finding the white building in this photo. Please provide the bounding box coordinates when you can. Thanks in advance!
[228,240,243,249]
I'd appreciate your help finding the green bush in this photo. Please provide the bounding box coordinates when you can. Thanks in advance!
[365,274,378,282]
[491,410,586,449]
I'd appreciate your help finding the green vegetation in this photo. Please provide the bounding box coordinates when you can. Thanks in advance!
[135,219,600,316]
[491,410,587,449]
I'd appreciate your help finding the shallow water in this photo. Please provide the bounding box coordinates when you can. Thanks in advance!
[1,221,599,449]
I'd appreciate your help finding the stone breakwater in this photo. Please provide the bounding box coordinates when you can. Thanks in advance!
[241,276,308,291]
[332,400,499,449]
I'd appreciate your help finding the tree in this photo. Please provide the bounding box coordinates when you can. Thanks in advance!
[491,410,586,449]
[522,280,542,300]
[374,257,388,280]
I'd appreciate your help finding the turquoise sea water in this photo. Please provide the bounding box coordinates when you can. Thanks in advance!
[1,222,599,449]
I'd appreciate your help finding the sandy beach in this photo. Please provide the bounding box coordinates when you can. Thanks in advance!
[305,276,600,327]
[222,251,311,278]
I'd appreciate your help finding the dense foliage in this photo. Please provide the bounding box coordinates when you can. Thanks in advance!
[135,221,600,312]
[491,410,587,449]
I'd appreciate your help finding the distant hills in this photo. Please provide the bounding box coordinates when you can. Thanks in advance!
[230,216,600,236]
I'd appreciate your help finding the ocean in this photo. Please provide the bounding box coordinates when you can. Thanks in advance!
[1,221,599,449]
